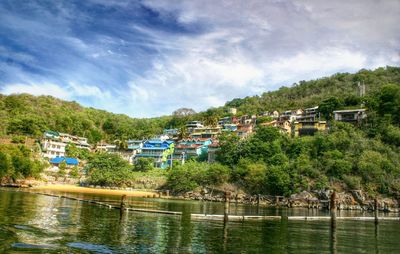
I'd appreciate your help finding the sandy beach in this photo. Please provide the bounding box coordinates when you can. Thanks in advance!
[31,184,158,197]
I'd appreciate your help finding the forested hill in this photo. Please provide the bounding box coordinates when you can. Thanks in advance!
[222,66,400,115]
[1,66,400,143]
[0,94,172,144]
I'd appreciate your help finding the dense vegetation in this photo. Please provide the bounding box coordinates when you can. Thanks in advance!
[0,94,172,143]
[223,66,400,115]
[85,153,166,189]
[1,66,400,197]
[0,144,46,183]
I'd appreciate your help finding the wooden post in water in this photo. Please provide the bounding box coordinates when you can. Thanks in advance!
[374,197,379,225]
[121,194,128,208]
[330,191,337,229]
[224,191,231,223]
[120,194,128,218]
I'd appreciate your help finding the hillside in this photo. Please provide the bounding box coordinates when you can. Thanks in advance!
[0,66,399,143]
[222,66,400,115]
[0,94,172,143]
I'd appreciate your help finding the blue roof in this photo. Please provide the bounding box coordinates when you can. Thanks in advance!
[65,158,79,165]
[49,157,64,164]
[49,157,79,165]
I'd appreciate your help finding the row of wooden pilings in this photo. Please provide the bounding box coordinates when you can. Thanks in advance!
[222,191,383,224]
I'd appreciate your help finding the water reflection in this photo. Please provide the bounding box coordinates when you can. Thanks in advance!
[1,189,400,253]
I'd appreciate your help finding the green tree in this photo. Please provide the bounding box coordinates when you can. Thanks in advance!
[134,158,154,172]
[85,153,132,187]
[70,166,79,179]
[206,163,230,186]
[0,152,11,180]
[318,97,343,120]
[58,161,67,181]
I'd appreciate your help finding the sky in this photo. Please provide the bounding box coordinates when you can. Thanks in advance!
[0,0,399,118]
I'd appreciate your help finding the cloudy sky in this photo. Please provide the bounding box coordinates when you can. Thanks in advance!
[0,0,399,117]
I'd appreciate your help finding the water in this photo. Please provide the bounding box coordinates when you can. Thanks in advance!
[1,189,399,253]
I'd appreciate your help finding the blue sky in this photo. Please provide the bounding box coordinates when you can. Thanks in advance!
[0,0,399,117]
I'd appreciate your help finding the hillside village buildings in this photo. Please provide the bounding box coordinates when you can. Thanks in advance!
[40,107,367,168]
[41,130,90,158]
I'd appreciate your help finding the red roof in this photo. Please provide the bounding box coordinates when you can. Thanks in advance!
[175,144,202,149]
[180,137,212,142]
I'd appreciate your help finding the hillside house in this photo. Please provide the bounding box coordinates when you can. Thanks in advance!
[58,133,91,150]
[294,120,327,137]
[163,128,179,137]
[333,109,367,124]
[48,157,79,174]
[127,140,144,155]
[239,115,257,125]
[261,120,292,135]
[95,142,117,153]
[41,131,67,158]
[135,139,174,169]
[186,121,204,133]
[236,124,254,138]
[218,116,232,126]
[223,123,238,132]
[227,107,237,115]
[173,138,212,162]
[190,126,222,139]
[280,109,304,122]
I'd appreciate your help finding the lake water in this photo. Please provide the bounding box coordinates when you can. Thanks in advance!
[1,189,399,253]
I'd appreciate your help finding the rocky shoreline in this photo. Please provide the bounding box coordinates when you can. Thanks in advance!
[177,189,400,213]
[2,181,399,213]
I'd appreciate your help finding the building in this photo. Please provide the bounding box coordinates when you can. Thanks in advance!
[223,123,238,132]
[58,133,91,150]
[280,109,304,122]
[41,131,92,158]
[239,115,257,125]
[173,138,212,162]
[261,120,292,135]
[235,124,254,138]
[294,120,327,137]
[135,139,174,169]
[127,140,144,154]
[227,108,237,115]
[271,111,280,118]
[333,109,367,124]
[304,106,319,116]
[49,157,79,167]
[186,121,204,133]
[42,138,67,158]
[190,126,222,139]
[218,116,232,126]
[163,128,179,137]
[95,142,117,153]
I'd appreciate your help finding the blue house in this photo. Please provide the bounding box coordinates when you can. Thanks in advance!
[173,138,212,162]
[135,139,174,169]
[49,157,79,166]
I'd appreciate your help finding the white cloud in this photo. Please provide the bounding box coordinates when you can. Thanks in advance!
[1,0,399,117]
[1,83,71,99]
[0,82,111,102]
[265,48,368,84]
